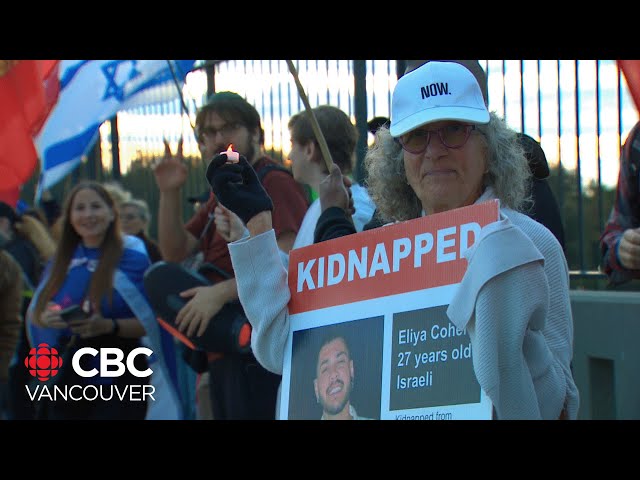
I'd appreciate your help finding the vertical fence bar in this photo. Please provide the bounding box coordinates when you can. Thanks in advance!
[268,60,276,159]
[388,60,393,108]
[537,60,542,140]
[502,61,507,120]
[206,60,215,97]
[347,60,353,118]
[337,60,342,109]
[574,60,585,273]
[595,60,604,235]
[371,60,377,118]
[520,60,525,133]
[110,116,121,180]
[557,60,565,216]
[353,60,368,185]
[617,62,624,164]
[278,60,284,164]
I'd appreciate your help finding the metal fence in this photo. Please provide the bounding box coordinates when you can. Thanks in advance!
[96,59,639,284]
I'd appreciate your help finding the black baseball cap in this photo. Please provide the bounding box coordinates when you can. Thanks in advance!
[367,116,390,135]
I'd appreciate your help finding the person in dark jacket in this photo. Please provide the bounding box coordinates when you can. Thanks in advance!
[0,201,44,420]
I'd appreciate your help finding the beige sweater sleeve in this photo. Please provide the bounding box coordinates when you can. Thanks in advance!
[447,216,572,419]
[228,229,291,375]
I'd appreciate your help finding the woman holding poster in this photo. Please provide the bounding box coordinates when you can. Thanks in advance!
[207,61,579,420]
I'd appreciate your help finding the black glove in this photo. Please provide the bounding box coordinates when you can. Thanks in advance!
[205,153,273,224]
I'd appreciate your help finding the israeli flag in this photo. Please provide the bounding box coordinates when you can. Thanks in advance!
[35,60,196,198]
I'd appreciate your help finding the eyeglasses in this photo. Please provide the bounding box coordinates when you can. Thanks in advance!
[398,124,478,154]
[197,122,242,143]
[121,213,140,221]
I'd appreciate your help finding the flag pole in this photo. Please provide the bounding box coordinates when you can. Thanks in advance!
[166,60,196,135]
[286,60,334,171]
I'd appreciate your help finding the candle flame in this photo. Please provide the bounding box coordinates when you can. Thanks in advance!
[227,144,234,152]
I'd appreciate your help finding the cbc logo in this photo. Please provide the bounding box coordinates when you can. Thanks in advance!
[25,343,64,381]
[25,343,153,381]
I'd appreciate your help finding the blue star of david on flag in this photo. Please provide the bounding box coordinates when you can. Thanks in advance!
[102,60,142,102]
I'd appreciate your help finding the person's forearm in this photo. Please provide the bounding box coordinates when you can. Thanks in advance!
[111,317,147,338]
[158,190,191,261]
[35,238,57,260]
[246,211,273,237]
[276,230,297,254]
[314,207,356,243]
[229,229,290,375]
[215,277,239,303]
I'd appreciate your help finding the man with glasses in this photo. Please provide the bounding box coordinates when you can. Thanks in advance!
[152,91,309,420]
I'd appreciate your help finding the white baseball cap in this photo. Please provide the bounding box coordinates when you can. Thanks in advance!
[390,61,490,138]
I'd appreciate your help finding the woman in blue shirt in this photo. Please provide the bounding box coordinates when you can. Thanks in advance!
[27,181,159,420]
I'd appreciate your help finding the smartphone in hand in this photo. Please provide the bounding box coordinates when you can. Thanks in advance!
[59,305,88,322]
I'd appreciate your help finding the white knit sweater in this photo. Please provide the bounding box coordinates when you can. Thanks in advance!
[447,205,579,419]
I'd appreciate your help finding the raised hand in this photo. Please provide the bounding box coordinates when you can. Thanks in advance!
[153,138,187,192]
[206,153,273,224]
[618,227,640,270]
[319,163,355,215]
[214,203,247,243]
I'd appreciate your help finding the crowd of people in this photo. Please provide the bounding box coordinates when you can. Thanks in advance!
[1,59,637,420]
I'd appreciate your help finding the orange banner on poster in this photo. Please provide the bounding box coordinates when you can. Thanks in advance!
[288,200,499,314]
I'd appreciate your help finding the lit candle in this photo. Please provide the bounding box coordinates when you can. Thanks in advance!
[221,144,239,163]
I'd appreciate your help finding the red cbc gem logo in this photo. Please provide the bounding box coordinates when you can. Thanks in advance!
[24,343,63,382]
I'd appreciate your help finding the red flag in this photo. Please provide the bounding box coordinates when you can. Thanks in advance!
[0,60,60,192]
[0,187,20,207]
[618,60,640,114]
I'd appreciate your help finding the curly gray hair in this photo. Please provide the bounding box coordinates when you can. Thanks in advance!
[364,112,532,223]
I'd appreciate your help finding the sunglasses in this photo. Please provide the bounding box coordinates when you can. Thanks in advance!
[398,124,478,154]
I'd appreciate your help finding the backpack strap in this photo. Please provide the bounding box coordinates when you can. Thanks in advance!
[256,163,293,183]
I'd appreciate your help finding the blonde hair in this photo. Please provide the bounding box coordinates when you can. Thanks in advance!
[120,198,152,235]
[121,198,151,223]
[364,112,532,223]
[103,181,132,208]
